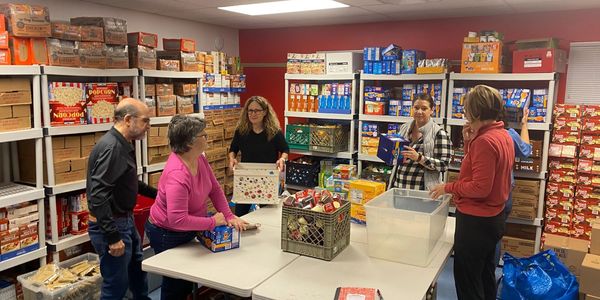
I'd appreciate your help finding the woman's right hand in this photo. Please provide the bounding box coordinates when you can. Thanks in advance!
[462,122,476,143]
[228,158,238,171]
[213,212,226,226]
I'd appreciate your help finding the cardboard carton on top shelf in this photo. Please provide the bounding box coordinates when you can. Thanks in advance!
[461,41,504,73]
[129,45,156,70]
[0,4,51,37]
[9,37,31,65]
[157,50,198,72]
[79,25,104,42]
[163,38,195,52]
[79,41,107,69]
[30,38,48,65]
[71,17,127,45]
[156,95,176,117]
[106,45,129,69]
[0,49,9,65]
[127,32,158,48]
[0,31,8,49]
[46,38,80,67]
[51,21,82,41]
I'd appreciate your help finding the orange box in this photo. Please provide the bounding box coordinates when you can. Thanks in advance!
[0,14,5,32]
[461,42,503,73]
[9,37,31,65]
[162,38,195,52]
[0,31,7,49]
[29,38,48,65]
[0,49,9,65]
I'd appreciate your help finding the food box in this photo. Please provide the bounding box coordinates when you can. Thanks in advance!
[79,41,107,69]
[49,82,86,126]
[129,45,156,70]
[79,25,103,42]
[105,45,129,69]
[71,17,127,45]
[1,4,51,37]
[197,225,240,252]
[377,134,410,166]
[461,42,503,73]
[163,38,195,52]
[127,32,158,48]
[232,163,282,205]
[85,83,118,124]
[46,38,80,67]
[51,21,81,41]
[513,48,567,73]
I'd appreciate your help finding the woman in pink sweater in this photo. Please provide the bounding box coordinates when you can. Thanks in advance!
[145,115,247,300]
[430,85,514,300]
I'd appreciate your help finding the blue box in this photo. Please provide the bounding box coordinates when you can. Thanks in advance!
[377,134,410,166]
[364,47,382,61]
[382,44,402,61]
[373,62,383,74]
[198,225,240,252]
[401,49,426,74]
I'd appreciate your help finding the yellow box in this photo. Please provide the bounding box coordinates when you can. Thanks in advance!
[461,42,503,73]
[349,179,386,205]
[351,202,367,224]
[416,66,446,74]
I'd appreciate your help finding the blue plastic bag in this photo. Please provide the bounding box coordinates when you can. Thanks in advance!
[501,250,578,300]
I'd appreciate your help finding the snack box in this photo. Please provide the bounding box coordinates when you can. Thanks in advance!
[198,225,239,252]
[377,134,410,166]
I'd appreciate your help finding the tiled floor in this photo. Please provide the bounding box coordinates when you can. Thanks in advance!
[148,257,504,300]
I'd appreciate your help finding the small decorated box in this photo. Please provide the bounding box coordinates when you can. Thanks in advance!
[377,134,410,166]
[198,225,240,252]
[233,163,283,204]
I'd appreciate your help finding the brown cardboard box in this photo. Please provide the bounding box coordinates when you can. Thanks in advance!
[53,147,80,162]
[157,95,176,117]
[158,126,169,137]
[148,126,159,137]
[157,50,197,72]
[106,45,129,69]
[509,205,536,220]
[0,117,30,132]
[148,172,162,188]
[127,32,158,48]
[505,223,537,240]
[0,105,11,118]
[46,38,80,67]
[543,233,590,276]
[79,25,104,42]
[52,160,70,174]
[145,84,155,97]
[174,83,198,96]
[591,221,600,255]
[513,179,540,195]
[502,236,535,258]
[64,135,81,149]
[129,45,156,70]
[51,21,81,41]
[580,254,600,296]
[0,78,32,106]
[80,134,95,146]
[512,193,538,208]
[94,131,105,142]
[158,59,179,71]
[52,136,65,149]
[176,96,194,115]
[71,17,127,45]
[53,170,86,185]
[79,41,107,69]
[206,128,224,142]
[1,4,51,37]
[155,84,174,96]
[81,145,94,158]
[70,157,87,171]
[147,136,168,147]
[12,104,30,117]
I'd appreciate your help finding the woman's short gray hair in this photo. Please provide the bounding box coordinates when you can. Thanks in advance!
[168,114,206,154]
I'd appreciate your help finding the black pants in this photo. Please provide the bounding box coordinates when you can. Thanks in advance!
[454,210,505,300]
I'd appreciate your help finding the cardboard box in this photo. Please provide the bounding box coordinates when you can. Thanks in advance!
[0,117,30,132]
[176,95,194,114]
[580,254,600,296]
[513,48,567,73]
[53,147,80,162]
[29,37,48,64]
[48,82,86,126]
[129,45,156,70]
[510,205,536,220]
[592,221,600,255]
[8,37,30,65]
[158,59,179,71]
[147,135,168,147]
[501,236,535,258]
[0,14,5,32]
[1,4,51,37]
[52,170,86,185]
[156,95,176,116]
[163,38,195,52]
[80,145,94,158]
[514,179,541,195]
[71,17,127,45]
[157,50,197,72]
[461,42,503,73]
[543,233,590,276]
[127,32,158,48]
[325,51,363,74]
[377,134,410,166]
[46,38,80,67]
[81,134,95,146]
[86,83,118,124]
[0,228,20,260]
[79,41,107,69]
[106,45,129,69]
[174,83,197,96]
[51,21,82,41]
[145,84,155,97]
[198,225,239,252]
[79,25,104,42]
[148,172,162,189]
[155,84,174,96]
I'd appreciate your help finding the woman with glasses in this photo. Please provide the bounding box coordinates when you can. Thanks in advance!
[145,115,247,300]
[393,93,452,191]
[228,96,290,216]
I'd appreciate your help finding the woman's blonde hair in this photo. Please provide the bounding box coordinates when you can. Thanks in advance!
[463,85,504,122]
[236,96,281,141]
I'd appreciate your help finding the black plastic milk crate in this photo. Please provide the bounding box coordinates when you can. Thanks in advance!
[285,160,321,188]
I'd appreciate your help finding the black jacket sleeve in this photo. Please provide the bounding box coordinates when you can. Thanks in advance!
[87,146,124,244]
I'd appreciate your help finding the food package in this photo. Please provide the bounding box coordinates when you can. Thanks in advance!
[8,37,30,65]
[158,59,179,71]
[46,38,80,67]
[71,17,127,45]
[79,25,104,42]
[162,38,195,52]
[79,41,107,69]
[48,82,87,126]
[85,83,118,124]
[51,21,82,41]
[127,32,158,48]
[176,95,194,114]
[30,38,48,64]
[129,45,156,70]
[157,50,198,72]
[105,45,128,69]
[1,4,51,37]
[156,95,176,116]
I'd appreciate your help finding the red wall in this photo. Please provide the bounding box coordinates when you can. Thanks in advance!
[239,8,600,123]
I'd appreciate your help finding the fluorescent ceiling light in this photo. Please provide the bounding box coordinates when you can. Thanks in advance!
[218,0,349,16]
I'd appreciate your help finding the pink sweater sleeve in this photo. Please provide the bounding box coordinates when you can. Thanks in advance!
[163,169,216,231]
[445,137,498,200]
[201,156,235,221]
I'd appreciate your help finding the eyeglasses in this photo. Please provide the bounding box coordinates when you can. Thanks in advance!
[248,109,265,114]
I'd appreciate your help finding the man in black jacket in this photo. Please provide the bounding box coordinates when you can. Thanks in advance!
[87,98,156,300]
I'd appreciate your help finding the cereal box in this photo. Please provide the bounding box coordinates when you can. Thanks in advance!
[49,82,87,126]
[85,83,118,124]
[198,225,239,252]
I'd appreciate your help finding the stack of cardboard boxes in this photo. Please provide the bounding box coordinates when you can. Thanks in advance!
[0,78,31,132]
[17,132,105,185]
[0,201,39,261]
[0,4,52,66]
[203,109,229,194]
[147,124,169,165]
[509,179,541,221]
[580,222,600,299]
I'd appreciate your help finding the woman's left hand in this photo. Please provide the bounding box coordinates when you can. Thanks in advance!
[276,158,286,172]
[429,183,447,200]
[401,146,420,161]
[228,217,249,231]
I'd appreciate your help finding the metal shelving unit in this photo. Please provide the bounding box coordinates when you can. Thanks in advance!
[41,66,140,262]
[284,73,358,169]
[0,65,46,271]
[445,72,559,253]
[357,72,449,175]
[139,70,205,182]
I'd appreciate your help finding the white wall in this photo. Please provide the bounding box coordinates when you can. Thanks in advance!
[20,0,239,56]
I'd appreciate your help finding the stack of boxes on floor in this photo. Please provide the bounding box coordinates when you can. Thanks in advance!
[0,202,39,262]
[545,104,600,240]
[580,222,600,299]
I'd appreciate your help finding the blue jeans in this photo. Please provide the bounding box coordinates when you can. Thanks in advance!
[88,217,149,300]
[145,219,197,300]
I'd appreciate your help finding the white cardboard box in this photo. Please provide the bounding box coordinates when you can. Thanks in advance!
[325,51,363,74]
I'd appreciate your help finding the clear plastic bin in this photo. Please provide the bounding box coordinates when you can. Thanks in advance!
[364,188,449,267]
[18,253,101,300]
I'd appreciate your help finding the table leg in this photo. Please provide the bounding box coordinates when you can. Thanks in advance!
[193,283,198,300]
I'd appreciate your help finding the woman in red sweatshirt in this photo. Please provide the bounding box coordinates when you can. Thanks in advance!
[430,85,515,300]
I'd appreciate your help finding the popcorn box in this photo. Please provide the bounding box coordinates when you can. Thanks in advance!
[198,225,239,252]
[85,83,118,124]
[49,82,87,126]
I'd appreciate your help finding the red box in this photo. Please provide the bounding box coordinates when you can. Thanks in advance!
[548,157,578,172]
[574,197,600,213]
[162,38,195,52]
[545,220,571,237]
[545,206,572,224]
[127,32,158,48]
[546,182,575,198]
[583,105,600,119]
[0,49,9,65]
[0,31,7,49]
[0,14,5,32]
[546,195,573,210]
[578,173,600,187]
[548,169,577,184]
[576,185,600,200]
[513,48,567,73]
[70,211,89,235]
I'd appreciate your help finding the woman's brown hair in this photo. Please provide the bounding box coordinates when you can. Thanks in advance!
[463,85,504,122]
[236,96,281,141]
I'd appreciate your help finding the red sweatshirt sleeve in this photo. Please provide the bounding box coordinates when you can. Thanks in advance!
[445,136,498,200]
